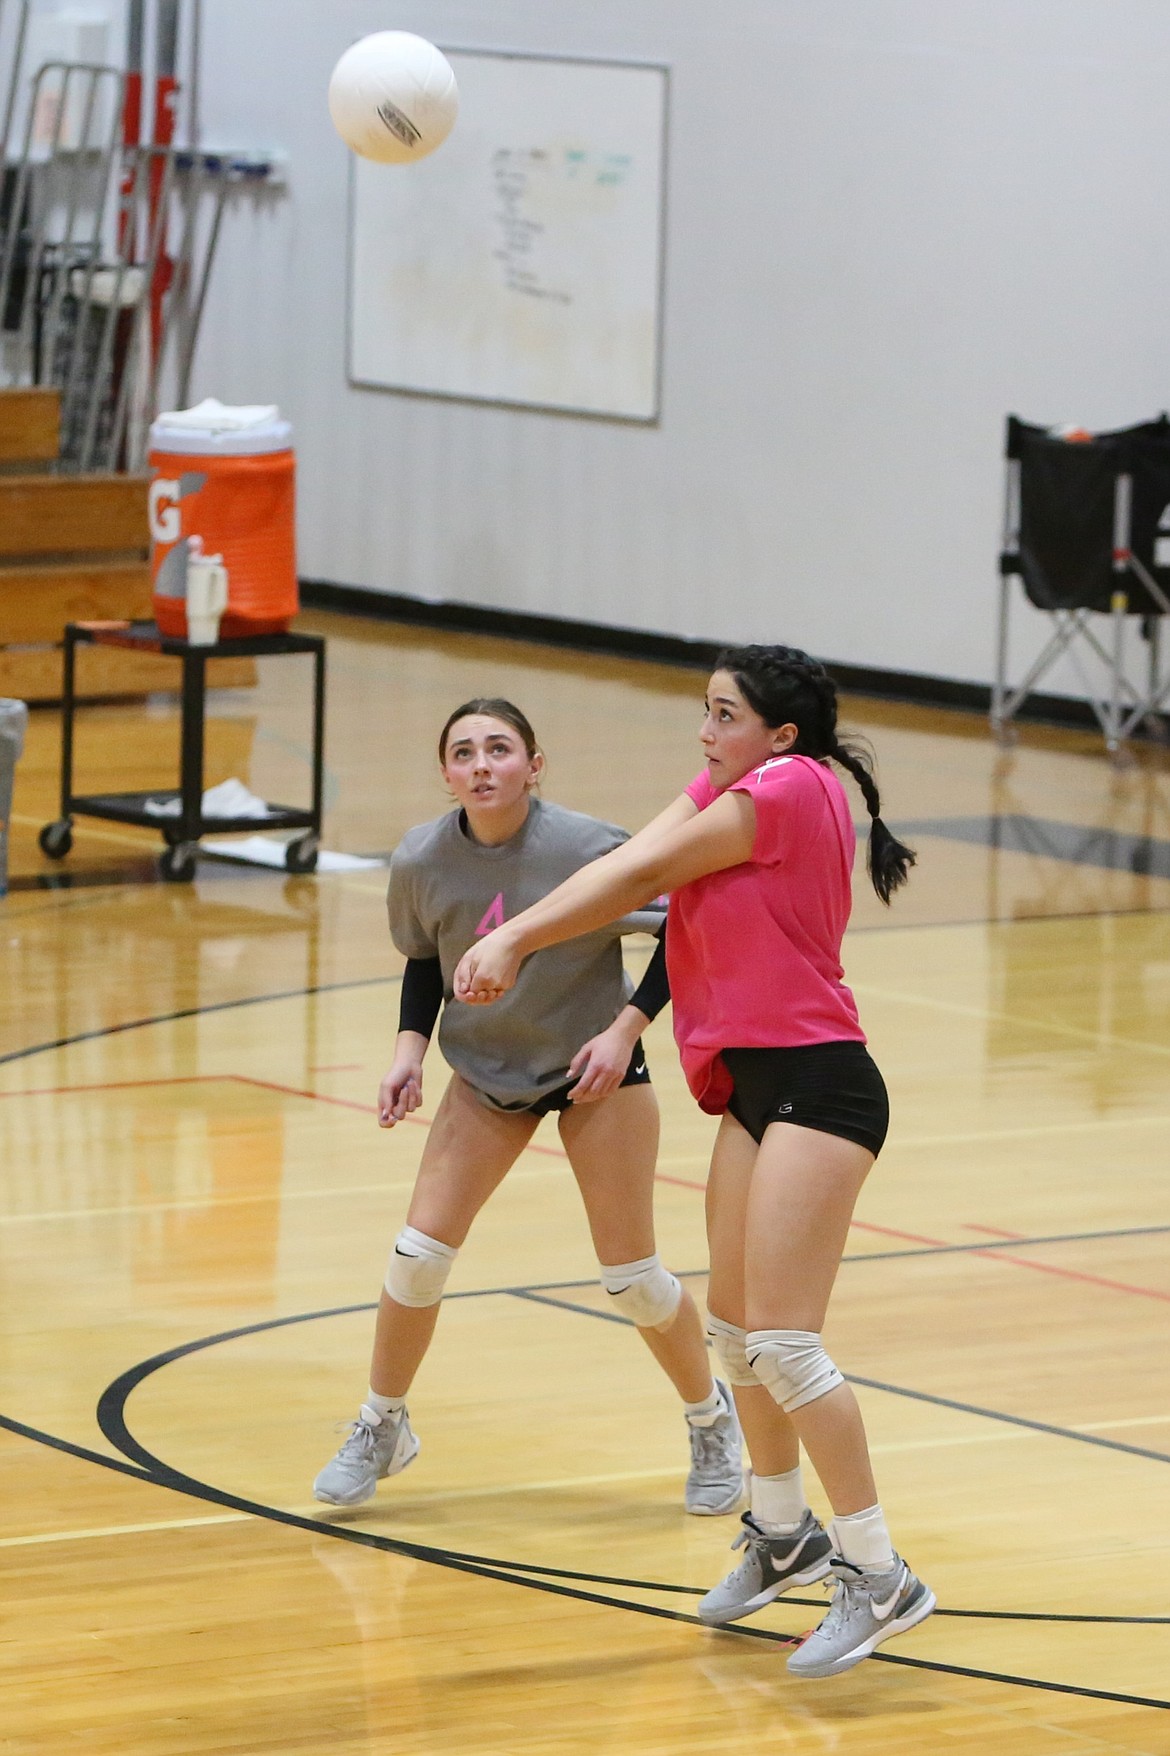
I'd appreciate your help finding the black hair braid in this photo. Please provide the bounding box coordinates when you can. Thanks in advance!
[716,643,916,905]
[826,739,916,905]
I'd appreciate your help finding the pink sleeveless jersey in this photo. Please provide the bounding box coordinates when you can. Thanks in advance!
[667,755,864,1113]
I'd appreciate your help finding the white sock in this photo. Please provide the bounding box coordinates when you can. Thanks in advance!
[364,1388,406,1424]
[683,1383,722,1426]
[831,1503,895,1572]
[750,1466,806,1535]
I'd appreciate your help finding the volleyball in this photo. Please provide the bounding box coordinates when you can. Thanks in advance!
[328,32,459,165]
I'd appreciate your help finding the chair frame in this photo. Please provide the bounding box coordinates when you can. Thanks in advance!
[994,432,1170,753]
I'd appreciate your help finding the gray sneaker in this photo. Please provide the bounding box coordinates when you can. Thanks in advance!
[786,1554,935,1678]
[697,1508,833,1623]
[312,1403,420,1506]
[685,1381,745,1516]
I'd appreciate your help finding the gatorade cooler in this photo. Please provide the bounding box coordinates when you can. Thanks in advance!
[149,399,298,639]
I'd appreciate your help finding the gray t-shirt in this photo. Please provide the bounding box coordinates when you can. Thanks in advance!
[387,798,662,1110]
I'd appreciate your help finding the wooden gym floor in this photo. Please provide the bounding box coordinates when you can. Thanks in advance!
[1,608,1168,1754]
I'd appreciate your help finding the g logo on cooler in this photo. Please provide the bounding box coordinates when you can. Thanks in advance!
[149,478,181,545]
[149,471,208,546]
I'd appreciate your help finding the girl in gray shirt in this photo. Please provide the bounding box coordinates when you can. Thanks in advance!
[314,697,742,1516]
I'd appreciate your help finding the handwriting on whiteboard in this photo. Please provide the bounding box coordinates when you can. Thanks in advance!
[492,146,635,305]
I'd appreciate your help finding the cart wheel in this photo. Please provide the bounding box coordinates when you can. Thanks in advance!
[285,833,319,875]
[159,842,198,883]
[38,819,73,859]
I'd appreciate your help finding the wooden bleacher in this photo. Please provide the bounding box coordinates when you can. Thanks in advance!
[0,388,255,701]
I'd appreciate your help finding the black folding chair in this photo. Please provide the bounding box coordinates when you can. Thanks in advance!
[994,415,1170,751]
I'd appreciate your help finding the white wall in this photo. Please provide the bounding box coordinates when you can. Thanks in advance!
[189,0,1170,692]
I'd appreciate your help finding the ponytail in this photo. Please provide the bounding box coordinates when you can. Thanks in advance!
[715,643,916,906]
[829,739,916,905]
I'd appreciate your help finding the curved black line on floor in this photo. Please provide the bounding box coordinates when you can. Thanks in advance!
[90,1361,1170,1712]
[0,975,398,1067]
[79,1306,1170,1689]
[4,974,1168,1702]
[82,1290,1170,1477]
[0,1410,153,1480]
[3,1399,1167,1637]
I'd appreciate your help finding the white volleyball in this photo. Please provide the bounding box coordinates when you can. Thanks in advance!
[328,31,458,165]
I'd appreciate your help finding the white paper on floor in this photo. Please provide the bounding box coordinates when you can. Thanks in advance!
[144,778,276,819]
[201,836,385,872]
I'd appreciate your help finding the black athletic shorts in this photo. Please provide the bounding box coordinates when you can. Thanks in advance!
[525,1038,651,1116]
[722,1042,889,1158]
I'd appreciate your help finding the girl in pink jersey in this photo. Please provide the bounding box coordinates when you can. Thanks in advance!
[454,647,936,1680]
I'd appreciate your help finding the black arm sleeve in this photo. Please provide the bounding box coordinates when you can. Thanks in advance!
[398,956,445,1038]
[628,925,670,1023]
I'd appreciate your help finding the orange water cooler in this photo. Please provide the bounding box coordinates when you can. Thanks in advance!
[149,402,298,639]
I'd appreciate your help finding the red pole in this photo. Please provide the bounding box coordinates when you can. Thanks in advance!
[149,0,182,363]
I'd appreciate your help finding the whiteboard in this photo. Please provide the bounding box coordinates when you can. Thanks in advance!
[347,51,668,422]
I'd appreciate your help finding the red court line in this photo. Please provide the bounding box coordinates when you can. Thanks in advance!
[0,1075,221,1099]
[850,1216,1170,1306]
[1,1079,1163,1290]
[4,1077,1165,1296]
[0,1073,585,1166]
[1,1070,706,1183]
[848,1218,951,1249]
[232,1075,382,1117]
[221,1075,686,1167]
[962,1223,1170,1306]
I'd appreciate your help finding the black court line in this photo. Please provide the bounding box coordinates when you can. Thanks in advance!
[0,975,397,1067]
[514,1226,1170,1281]
[846,901,1170,935]
[901,814,1170,880]
[845,1374,1170,1466]
[3,1402,1165,1633]
[53,1285,1170,1470]
[4,1236,1168,1479]
[89,1344,1170,1712]
[3,1299,1165,1703]
[0,1410,154,1481]
[4,972,1169,1702]
[510,1286,631,1326]
[528,1273,1170,1470]
[845,1222,1170,1263]
[517,1287,1170,1467]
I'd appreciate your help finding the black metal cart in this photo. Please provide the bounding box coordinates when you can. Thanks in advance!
[39,621,327,882]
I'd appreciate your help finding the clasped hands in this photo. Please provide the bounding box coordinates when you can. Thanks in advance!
[452,927,636,1104]
[452,926,523,1004]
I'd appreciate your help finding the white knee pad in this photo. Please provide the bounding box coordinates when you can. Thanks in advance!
[706,1315,757,1388]
[746,1328,844,1413]
[600,1254,682,1329]
[384,1225,458,1308]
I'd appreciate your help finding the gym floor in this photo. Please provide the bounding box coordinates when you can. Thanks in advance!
[1,608,1168,1754]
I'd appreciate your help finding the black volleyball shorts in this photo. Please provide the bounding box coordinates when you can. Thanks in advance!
[526,1038,651,1117]
[722,1042,889,1158]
